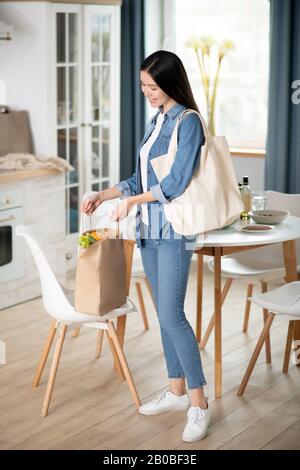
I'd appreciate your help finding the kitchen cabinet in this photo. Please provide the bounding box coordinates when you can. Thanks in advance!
[0,173,66,309]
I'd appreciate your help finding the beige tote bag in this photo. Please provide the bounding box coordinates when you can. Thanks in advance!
[150,110,244,235]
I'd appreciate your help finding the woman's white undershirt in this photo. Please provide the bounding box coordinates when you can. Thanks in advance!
[139,111,165,226]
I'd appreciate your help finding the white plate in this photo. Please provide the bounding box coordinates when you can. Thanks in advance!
[239,224,274,233]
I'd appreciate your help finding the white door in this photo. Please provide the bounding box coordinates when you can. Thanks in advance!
[52,3,120,264]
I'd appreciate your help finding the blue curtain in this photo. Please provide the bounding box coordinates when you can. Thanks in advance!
[120,0,145,180]
[265,0,300,193]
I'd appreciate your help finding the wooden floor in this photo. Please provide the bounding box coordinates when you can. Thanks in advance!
[0,258,299,450]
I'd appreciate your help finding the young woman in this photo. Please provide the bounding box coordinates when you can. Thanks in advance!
[82,50,210,443]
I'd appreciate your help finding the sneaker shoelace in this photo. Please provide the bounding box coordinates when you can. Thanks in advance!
[187,407,207,426]
[152,390,169,405]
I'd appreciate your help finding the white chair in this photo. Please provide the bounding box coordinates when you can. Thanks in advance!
[16,225,141,417]
[201,191,300,362]
[237,281,300,395]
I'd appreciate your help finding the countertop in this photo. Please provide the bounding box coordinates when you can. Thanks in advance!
[0,168,63,183]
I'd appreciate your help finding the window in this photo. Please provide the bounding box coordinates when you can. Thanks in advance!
[172,0,270,149]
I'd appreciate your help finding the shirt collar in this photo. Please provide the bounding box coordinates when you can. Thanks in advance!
[151,103,186,124]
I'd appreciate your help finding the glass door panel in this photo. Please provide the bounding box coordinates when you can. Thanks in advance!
[91,125,100,180]
[56,12,66,63]
[101,15,110,62]
[102,124,109,177]
[55,11,80,235]
[57,67,66,126]
[69,128,78,184]
[101,65,110,121]
[91,66,100,121]
[69,66,78,125]
[87,9,113,193]
[69,13,78,63]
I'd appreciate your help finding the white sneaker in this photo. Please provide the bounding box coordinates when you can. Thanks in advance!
[182,405,211,442]
[139,390,190,416]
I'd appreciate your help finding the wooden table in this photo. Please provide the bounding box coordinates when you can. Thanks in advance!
[194,215,300,398]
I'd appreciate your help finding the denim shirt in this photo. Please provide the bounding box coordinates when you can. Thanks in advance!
[115,103,205,248]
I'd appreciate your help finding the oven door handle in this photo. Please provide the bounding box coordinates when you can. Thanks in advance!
[0,215,16,223]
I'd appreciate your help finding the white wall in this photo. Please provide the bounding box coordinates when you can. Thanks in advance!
[232,156,265,191]
[0,2,53,155]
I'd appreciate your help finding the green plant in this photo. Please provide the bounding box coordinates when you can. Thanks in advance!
[185,36,234,135]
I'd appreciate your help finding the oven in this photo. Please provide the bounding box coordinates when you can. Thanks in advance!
[0,188,24,283]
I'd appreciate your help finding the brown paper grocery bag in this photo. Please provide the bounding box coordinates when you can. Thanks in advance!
[74,234,127,316]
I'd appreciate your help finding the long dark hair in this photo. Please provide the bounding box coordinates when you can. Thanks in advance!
[141,50,199,112]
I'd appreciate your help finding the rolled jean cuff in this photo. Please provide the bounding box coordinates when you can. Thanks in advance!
[187,379,207,389]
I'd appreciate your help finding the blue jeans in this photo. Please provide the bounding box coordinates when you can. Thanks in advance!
[140,224,207,389]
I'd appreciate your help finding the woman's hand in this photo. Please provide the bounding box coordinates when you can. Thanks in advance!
[81,187,123,215]
[81,192,102,215]
[111,198,135,222]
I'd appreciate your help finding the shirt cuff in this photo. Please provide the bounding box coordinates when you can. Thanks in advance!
[150,183,170,204]
[114,182,131,200]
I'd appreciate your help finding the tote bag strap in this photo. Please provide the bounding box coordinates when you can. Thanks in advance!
[167,109,211,155]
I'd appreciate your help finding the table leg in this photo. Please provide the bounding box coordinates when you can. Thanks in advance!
[214,247,222,398]
[196,253,203,343]
[282,240,300,363]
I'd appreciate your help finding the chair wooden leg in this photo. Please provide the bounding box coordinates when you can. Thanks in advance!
[41,324,67,417]
[145,277,156,307]
[135,281,149,330]
[237,313,275,396]
[116,315,126,350]
[283,321,296,373]
[72,327,81,338]
[114,315,128,374]
[200,278,233,349]
[196,254,203,343]
[95,329,104,359]
[282,240,300,366]
[242,284,253,333]
[105,330,125,380]
[107,321,141,409]
[261,281,272,364]
[32,319,57,388]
